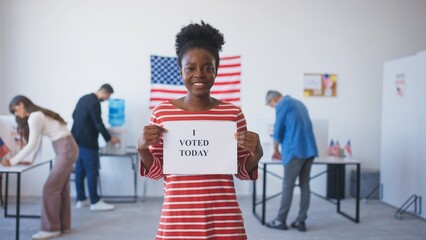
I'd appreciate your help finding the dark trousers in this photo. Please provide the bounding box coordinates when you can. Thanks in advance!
[75,146,100,204]
[276,157,314,223]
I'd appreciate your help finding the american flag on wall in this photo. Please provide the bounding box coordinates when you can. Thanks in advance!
[149,55,241,109]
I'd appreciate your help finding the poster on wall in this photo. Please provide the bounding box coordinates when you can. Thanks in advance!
[395,73,406,97]
[303,73,337,97]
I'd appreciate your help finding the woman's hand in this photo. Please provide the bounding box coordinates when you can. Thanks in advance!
[234,131,263,160]
[136,125,167,171]
[272,150,282,160]
[235,131,263,173]
[1,159,32,166]
[1,159,12,166]
[137,125,167,151]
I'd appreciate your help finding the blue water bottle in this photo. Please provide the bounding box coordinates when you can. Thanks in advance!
[108,99,125,127]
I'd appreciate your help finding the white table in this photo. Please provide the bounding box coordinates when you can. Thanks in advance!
[99,147,146,203]
[0,159,53,240]
[252,157,361,224]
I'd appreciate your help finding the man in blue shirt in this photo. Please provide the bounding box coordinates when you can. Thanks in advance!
[265,90,318,232]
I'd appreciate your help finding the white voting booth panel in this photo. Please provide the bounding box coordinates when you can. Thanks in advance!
[417,51,426,220]
[381,50,426,220]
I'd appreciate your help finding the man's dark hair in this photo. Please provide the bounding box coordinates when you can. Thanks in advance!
[175,21,225,69]
[99,83,114,94]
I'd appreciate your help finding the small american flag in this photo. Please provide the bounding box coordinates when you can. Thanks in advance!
[345,140,352,157]
[334,140,341,156]
[327,139,335,156]
[0,137,10,158]
[149,55,241,109]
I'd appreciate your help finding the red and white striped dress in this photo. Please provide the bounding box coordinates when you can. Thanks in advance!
[140,101,258,240]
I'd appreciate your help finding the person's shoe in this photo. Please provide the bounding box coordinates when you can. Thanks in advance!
[90,200,115,211]
[265,219,288,230]
[291,221,307,232]
[32,231,61,239]
[75,199,89,208]
[62,229,71,234]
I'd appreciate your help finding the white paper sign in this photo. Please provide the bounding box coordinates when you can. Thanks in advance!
[395,73,406,97]
[303,74,322,90]
[163,121,237,174]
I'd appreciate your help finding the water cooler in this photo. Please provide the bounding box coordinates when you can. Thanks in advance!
[106,99,127,155]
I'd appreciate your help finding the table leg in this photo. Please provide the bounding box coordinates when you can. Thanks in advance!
[261,164,267,225]
[356,163,360,222]
[133,156,137,202]
[252,177,256,214]
[0,173,3,206]
[337,165,342,213]
[5,173,9,217]
[16,173,21,240]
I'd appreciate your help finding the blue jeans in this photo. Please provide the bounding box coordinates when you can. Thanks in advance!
[75,146,100,204]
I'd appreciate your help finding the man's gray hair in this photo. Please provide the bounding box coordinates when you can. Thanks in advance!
[265,90,282,104]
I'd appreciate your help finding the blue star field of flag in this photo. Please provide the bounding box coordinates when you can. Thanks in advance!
[151,55,183,85]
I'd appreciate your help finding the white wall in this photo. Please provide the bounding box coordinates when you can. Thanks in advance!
[0,0,4,105]
[2,0,426,197]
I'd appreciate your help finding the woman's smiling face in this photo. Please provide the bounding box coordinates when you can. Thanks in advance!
[180,48,217,98]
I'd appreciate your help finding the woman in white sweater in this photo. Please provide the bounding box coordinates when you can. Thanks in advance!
[2,95,78,240]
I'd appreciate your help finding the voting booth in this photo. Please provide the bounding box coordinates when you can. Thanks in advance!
[381,50,426,220]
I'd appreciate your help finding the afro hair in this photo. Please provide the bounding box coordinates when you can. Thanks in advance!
[175,21,225,69]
